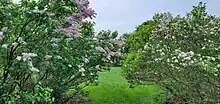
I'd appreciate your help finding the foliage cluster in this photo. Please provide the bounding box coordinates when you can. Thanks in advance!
[0,0,121,103]
[122,2,220,103]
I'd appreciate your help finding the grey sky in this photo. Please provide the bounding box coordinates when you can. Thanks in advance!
[89,0,220,35]
[13,0,220,35]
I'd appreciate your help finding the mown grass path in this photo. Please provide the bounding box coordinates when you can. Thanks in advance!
[85,67,164,104]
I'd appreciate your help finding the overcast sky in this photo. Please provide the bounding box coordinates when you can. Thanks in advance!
[89,0,220,35]
[13,0,220,35]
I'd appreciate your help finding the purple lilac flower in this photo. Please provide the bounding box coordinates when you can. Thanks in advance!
[59,24,79,37]
[114,52,121,57]
[95,47,106,53]
[109,52,121,57]
[59,0,96,38]
[116,40,124,47]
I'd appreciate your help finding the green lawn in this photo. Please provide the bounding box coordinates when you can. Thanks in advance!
[84,67,165,104]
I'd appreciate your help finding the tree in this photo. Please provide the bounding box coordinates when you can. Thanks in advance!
[123,20,156,53]
[123,2,220,104]
[0,0,117,103]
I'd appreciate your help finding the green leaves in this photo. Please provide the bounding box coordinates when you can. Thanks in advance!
[122,2,220,104]
[0,0,107,103]
[124,20,156,53]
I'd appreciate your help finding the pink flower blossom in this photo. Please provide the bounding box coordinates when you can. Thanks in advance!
[58,0,96,38]
[95,47,106,53]
[116,40,124,47]
[109,52,121,57]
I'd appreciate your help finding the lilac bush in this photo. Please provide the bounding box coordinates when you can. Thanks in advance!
[0,0,116,103]
[95,30,124,66]
[123,2,220,104]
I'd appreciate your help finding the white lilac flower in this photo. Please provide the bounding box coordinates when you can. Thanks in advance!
[28,61,33,67]
[95,65,100,69]
[160,52,165,56]
[78,64,83,68]
[1,27,8,32]
[84,58,89,63]
[154,58,162,62]
[52,43,59,47]
[182,63,187,67]
[30,67,39,72]
[18,37,23,42]
[171,56,176,60]
[144,44,148,49]
[170,64,174,68]
[51,38,61,43]
[65,38,73,42]
[211,57,216,61]
[47,12,55,16]
[55,56,62,59]
[81,73,85,76]
[79,68,85,72]
[1,44,8,49]
[27,61,39,72]
[12,42,18,47]
[32,9,45,14]
[167,58,170,63]
[217,64,220,68]
[174,59,179,63]
[90,45,94,48]
[68,64,72,68]
[16,56,22,61]
[17,37,27,45]
[179,52,187,58]
[189,60,194,64]
[44,55,52,60]
[184,56,191,61]
[188,51,194,56]
[22,53,38,61]
[107,55,111,60]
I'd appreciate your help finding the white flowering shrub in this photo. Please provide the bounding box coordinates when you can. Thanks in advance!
[123,2,220,103]
[0,0,118,103]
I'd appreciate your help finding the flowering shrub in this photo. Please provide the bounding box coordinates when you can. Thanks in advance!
[0,0,119,103]
[95,30,124,66]
[123,2,220,103]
